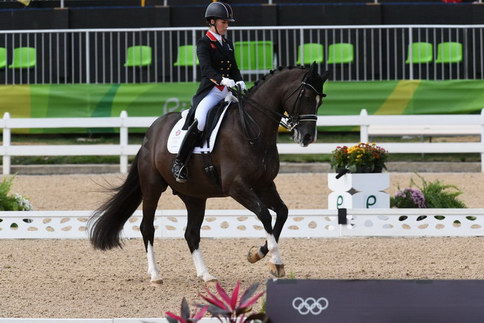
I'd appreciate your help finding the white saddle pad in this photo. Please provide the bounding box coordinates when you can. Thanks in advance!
[167,104,231,154]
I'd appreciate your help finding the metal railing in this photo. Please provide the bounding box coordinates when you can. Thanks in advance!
[0,25,483,84]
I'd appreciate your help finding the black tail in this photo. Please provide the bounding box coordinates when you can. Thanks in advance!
[89,153,142,250]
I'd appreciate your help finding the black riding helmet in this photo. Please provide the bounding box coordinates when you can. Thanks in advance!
[205,2,235,23]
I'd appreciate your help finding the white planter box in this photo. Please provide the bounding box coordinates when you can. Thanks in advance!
[328,173,390,209]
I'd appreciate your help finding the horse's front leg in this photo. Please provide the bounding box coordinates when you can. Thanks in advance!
[229,180,286,278]
[247,183,288,277]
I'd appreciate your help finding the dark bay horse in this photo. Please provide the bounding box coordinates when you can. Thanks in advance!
[89,64,328,284]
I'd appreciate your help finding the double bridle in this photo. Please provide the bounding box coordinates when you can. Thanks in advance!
[233,71,326,143]
[281,75,326,131]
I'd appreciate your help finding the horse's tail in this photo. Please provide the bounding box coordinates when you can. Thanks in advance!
[89,153,142,250]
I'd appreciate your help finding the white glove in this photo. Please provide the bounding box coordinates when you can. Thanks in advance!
[220,77,236,88]
[235,80,247,91]
[224,91,239,103]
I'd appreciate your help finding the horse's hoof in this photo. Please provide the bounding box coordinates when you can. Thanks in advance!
[204,279,218,288]
[247,246,264,264]
[269,263,285,278]
[150,278,163,285]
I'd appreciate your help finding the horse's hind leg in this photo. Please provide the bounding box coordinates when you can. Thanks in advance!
[178,194,216,283]
[139,168,167,284]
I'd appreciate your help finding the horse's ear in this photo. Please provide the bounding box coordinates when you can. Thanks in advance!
[320,70,329,82]
[310,62,317,72]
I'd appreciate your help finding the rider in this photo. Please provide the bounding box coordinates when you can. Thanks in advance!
[172,1,246,183]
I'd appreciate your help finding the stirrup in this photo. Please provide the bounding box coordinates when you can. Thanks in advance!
[172,161,188,183]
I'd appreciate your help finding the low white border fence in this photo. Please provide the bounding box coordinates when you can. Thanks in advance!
[2,109,484,175]
[1,209,484,239]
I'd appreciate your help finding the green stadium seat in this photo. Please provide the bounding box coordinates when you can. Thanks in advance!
[296,43,324,65]
[234,40,273,71]
[435,42,463,63]
[124,45,152,67]
[326,43,354,64]
[173,45,199,67]
[0,48,6,68]
[8,47,36,69]
[405,42,433,64]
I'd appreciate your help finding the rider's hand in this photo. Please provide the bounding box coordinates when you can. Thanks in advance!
[235,80,247,91]
[220,77,236,88]
[225,91,239,103]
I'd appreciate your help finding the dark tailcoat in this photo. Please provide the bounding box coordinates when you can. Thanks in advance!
[183,31,243,129]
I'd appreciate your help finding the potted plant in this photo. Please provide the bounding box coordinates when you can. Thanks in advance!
[166,281,267,323]
[328,143,390,209]
[331,143,388,178]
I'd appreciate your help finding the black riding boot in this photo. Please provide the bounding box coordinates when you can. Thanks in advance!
[172,120,202,183]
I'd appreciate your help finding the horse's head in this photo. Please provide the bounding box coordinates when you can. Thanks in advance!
[284,63,328,147]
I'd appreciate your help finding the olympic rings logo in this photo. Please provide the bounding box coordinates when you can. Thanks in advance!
[292,297,329,315]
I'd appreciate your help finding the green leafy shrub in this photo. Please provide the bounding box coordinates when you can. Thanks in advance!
[391,175,466,209]
[0,176,32,211]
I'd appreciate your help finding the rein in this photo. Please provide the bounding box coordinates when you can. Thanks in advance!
[231,72,326,143]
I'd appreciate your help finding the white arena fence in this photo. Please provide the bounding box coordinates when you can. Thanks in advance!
[0,24,483,84]
[1,109,484,175]
[1,209,484,239]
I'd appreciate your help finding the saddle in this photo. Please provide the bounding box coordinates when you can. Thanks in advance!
[167,99,233,155]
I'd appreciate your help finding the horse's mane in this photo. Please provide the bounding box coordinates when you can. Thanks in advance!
[246,65,308,97]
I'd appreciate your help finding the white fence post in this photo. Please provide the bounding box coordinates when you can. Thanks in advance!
[3,112,11,175]
[481,108,484,172]
[120,110,128,174]
[360,109,369,143]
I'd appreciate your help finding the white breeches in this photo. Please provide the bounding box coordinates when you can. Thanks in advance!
[194,86,228,131]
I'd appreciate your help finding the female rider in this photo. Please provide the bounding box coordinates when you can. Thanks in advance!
[172,1,246,183]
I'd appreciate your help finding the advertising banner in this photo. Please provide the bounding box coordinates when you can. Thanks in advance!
[1,80,484,133]
[266,279,484,323]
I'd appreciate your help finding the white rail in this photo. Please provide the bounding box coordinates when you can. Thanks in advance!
[2,109,484,175]
[1,209,484,239]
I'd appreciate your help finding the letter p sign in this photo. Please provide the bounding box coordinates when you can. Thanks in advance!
[366,195,376,208]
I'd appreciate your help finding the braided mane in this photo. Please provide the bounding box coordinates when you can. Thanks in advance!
[247,65,307,96]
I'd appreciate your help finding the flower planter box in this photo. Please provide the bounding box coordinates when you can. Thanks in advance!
[328,173,390,209]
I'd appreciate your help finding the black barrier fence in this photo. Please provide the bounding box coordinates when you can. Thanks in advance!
[266,279,484,322]
[0,25,483,84]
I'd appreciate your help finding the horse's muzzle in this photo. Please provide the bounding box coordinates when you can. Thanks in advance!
[301,133,314,147]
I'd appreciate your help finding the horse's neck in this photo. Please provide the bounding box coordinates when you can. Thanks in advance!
[246,79,286,137]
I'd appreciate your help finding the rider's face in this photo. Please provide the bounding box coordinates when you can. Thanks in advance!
[212,19,229,36]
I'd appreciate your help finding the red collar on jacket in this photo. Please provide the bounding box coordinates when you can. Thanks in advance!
[206,31,225,42]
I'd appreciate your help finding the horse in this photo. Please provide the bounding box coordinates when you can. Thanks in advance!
[89,63,328,284]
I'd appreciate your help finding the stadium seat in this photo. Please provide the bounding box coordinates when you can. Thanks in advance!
[8,47,36,69]
[326,43,354,64]
[296,43,324,65]
[0,48,6,68]
[124,45,152,67]
[173,45,199,67]
[435,42,463,63]
[234,40,273,71]
[405,42,433,64]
